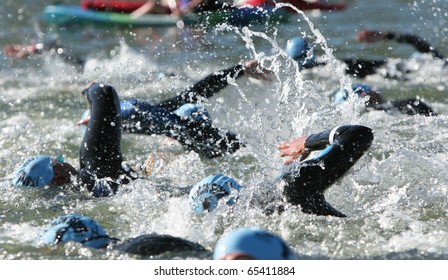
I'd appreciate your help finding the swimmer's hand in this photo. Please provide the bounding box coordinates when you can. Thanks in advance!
[277,136,311,165]
[356,29,386,43]
[4,44,36,59]
[243,59,273,82]
[76,115,90,126]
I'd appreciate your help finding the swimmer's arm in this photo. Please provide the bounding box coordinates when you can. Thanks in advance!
[3,43,44,58]
[156,60,271,111]
[383,32,444,59]
[357,29,444,60]
[278,126,347,164]
[4,38,85,68]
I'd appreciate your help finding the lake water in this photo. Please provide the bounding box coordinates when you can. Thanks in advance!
[1,0,448,260]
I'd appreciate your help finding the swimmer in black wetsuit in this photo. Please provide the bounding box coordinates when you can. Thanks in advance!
[78,59,272,158]
[12,82,136,197]
[4,37,85,71]
[333,83,437,117]
[188,125,373,218]
[4,40,271,157]
[78,82,137,196]
[35,214,206,257]
[286,31,446,79]
[275,125,373,217]
[285,36,386,79]
[356,29,446,61]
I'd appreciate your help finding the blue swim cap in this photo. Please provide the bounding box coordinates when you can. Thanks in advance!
[12,156,54,188]
[213,227,295,260]
[120,100,138,119]
[35,214,110,249]
[333,83,373,104]
[189,174,242,214]
[174,103,212,125]
[351,83,372,96]
[285,37,316,69]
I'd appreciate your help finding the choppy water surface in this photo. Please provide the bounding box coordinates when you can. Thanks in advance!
[1,0,448,260]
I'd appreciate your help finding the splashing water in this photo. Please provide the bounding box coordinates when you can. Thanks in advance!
[1,0,448,260]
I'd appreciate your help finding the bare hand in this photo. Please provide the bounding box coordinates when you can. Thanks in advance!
[277,136,311,165]
[76,115,90,126]
[4,44,35,59]
[243,59,273,81]
[356,30,385,43]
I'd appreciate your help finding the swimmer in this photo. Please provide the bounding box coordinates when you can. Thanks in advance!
[4,36,85,70]
[12,82,137,197]
[78,59,272,159]
[285,33,445,79]
[4,39,272,157]
[189,125,373,218]
[213,227,295,260]
[188,174,242,214]
[35,214,205,257]
[276,124,373,217]
[333,83,437,117]
[356,29,446,61]
[285,36,387,78]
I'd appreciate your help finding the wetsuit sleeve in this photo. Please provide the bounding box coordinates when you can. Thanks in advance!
[384,32,444,60]
[156,64,245,112]
[36,37,85,68]
[304,126,344,151]
[342,58,387,78]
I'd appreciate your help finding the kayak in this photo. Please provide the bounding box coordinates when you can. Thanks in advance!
[80,0,347,13]
[43,4,289,27]
[43,5,191,27]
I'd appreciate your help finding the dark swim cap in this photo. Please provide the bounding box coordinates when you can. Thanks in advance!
[188,174,242,214]
[213,227,295,260]
[285,37,316,69]
[35,214,110,249]
[12,156,54,187]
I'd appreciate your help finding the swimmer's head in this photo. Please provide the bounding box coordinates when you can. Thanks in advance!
[333,83,373,104]
[35,214,110,249]
[174,103,212,125]
[188,174,242,214]
[352,83,372,97]
[12,155,77,188]
[213,227,295,260]
[12,156,55,187]
[285,37,316,69]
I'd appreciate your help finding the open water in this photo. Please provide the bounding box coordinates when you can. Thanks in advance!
[1,0,448,260]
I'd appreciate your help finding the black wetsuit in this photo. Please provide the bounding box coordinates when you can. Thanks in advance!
[112,234,206,257]
[120,64,247,158]
[309,32,445,79]
[34,38,85,70]
[79,83,135,197]
[37,39,246,156]
[381,32,445,60]
[372,98,437,117]
[279,125,373,217]
[34,38,247,157]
